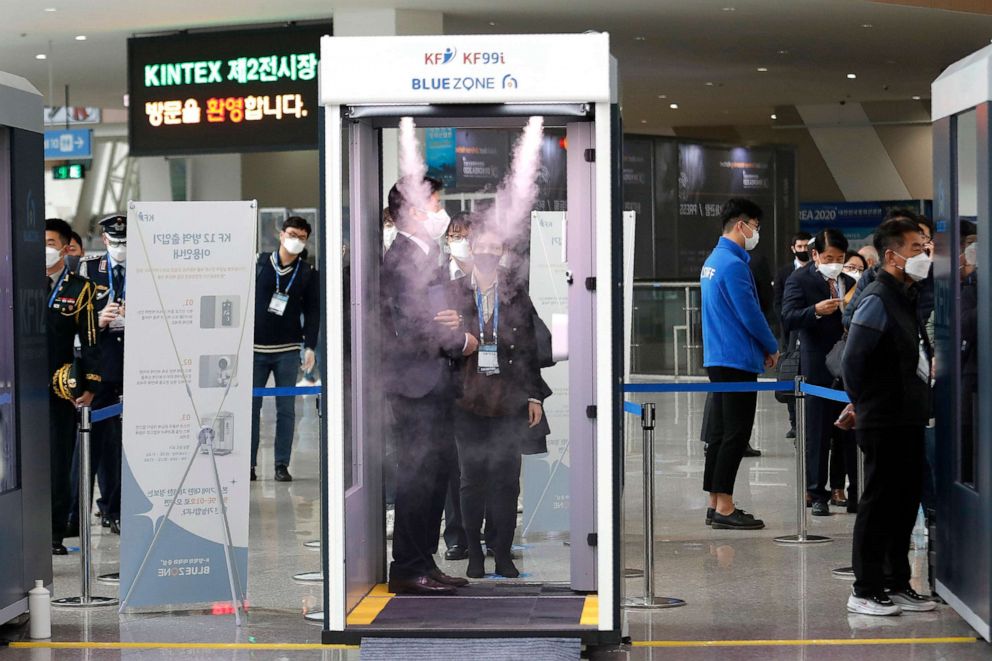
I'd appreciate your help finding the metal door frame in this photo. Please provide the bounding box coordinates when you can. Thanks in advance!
[320,103,621,643]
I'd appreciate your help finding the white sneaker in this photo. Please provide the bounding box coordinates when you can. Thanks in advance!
[385,507,395,540]
[847,591,901,616]
[887,587,938,612]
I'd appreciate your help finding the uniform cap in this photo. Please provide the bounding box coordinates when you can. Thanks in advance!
[99,214,127,239]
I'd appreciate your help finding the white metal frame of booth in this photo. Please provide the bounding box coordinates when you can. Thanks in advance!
[317,33,622,644]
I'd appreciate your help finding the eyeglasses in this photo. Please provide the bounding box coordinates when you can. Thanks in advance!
[284,231,308,241]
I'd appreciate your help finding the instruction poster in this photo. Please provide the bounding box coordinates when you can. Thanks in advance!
[119,201,256,608]
[522,211,570,534]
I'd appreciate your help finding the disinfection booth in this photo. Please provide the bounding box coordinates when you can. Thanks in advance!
[932,46,992,642]
[0,72,50,625]
[317,33,622,644]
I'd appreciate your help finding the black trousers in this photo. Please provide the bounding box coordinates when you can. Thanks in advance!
[50,396,77,545]
[852,426,925,596]
[69,383,122,523]
[454,408,521,560]
[388,391,454,580]
[806,396,856,503]
[701,366,757,496]
[442,450,467,550]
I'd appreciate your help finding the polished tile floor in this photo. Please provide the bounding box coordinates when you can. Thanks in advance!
[1,390,987,660]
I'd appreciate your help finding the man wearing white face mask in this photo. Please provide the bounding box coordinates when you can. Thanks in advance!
[380,176,479,595]
[841,218,936,616]
[699,199,779,530]
[782,228,858,517]
[251,216,320,483]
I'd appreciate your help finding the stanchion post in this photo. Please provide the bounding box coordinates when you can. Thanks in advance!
[775,377,831,546]
[52,405,118,608]
[623,402,685,610]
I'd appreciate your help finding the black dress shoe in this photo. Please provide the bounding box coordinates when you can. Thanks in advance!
[274,465,293,482]
[52,543,68,556]
[101,515,112,528]
[110,519,121,535]
[812,501,831,516]
[711,509,765,530]
[387,575,455,595]
[705,508,715,526]
[444,545,468,561]
[250,467,257,482]
[785,428,796,439]
[743,445,762,457]
[429,568,469,587]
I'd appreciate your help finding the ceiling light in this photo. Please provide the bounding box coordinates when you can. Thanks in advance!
[669,103,679,109]
[640,119,648,124]
[489,21,496,26]
[634,36,646,41]
[35,53,46,60]
[777,49,789,55]
[861,23,873,28]
[722,7,736,11]
[912,95,921,100]
[657,94,667,99]
[44,7,56,11]
[75,35,86,41]
[757,67,768,72]
[705,81,714,86]
[847,73,857,79]
[770,113,777,119]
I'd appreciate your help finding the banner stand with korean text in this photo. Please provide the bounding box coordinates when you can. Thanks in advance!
[118,201,256,620]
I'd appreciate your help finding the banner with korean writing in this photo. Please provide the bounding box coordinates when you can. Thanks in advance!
[127,23,329,156]
[522,211,570,533]
[119,201,256,608]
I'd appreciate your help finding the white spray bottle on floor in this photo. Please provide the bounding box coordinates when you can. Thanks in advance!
[28,580,51,639]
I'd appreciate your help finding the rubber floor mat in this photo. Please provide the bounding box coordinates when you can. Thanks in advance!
[369,595,587,628]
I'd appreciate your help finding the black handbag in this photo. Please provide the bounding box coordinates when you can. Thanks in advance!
[825,334,846,381]
[775,348,800,403]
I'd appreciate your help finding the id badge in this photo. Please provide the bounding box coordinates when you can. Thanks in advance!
[109,313,126,331]
[268,292,289,316]
[478,343,500,375]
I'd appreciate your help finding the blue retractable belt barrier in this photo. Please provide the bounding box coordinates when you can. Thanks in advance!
[623,381,793,394]
[92,402,123,423]
[252,386,322,397]
[89,385,321,422]
[623,401,643,416]
[799,382,851,404]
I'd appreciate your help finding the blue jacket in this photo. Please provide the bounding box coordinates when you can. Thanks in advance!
[700,237,779,374]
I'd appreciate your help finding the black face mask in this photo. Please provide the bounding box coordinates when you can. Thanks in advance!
[474,254,501,274]
[794,250,810,263]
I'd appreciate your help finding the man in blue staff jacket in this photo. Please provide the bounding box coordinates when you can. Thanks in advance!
[700,198,779,530]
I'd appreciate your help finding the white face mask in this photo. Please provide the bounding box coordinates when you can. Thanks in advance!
[817,263,844,280]
[45,246,62,269]
[741,222,759,251]
[282,236,306,255]
[965,242,978,267]
[424,208,451,241]
[383,225,398,251]
[107,243,127,264]
[843,268,862,282]
[448,237,471,261]
[893,251,932,282]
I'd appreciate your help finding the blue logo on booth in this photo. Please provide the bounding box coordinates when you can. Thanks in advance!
[442,47,457,64]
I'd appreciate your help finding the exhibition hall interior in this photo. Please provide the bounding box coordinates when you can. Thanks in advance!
[2,1,992,659]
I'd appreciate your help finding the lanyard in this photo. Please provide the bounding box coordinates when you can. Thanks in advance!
[272,253,301,294]
[107,255,125,302]
[475,284,499,343]
[48,267,67,307]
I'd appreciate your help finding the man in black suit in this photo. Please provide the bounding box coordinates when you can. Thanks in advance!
[381,176,480,595]
[782,228,857,517]
[773,232,811,439]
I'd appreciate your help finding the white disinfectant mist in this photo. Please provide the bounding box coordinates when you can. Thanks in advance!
[28,580,51,639]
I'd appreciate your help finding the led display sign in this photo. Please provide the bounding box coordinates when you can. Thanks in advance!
[52,164,85,180]
[128,23,331,156]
